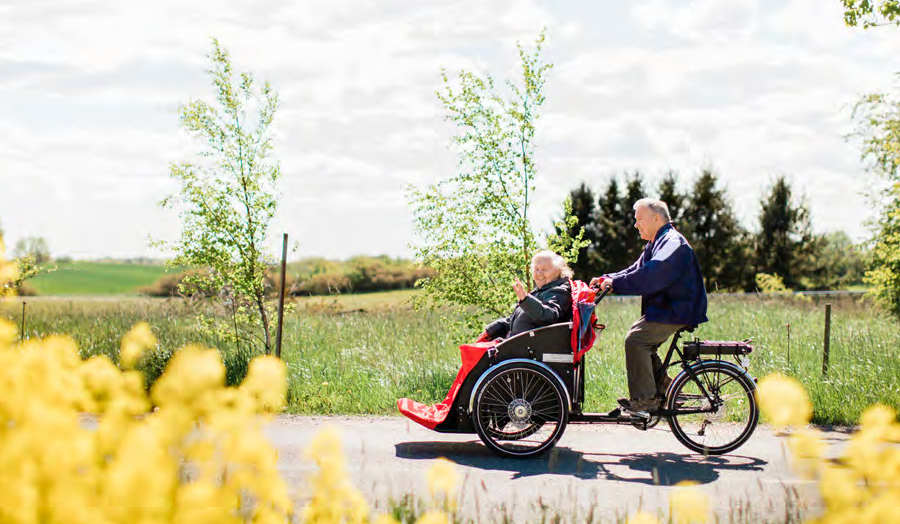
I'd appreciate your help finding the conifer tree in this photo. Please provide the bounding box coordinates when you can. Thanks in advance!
[620,172,648,262]
[658,170,686,226]
[755,176,819,290]
[682,168,745,291]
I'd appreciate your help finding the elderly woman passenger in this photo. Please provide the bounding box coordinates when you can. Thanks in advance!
[482,250,574,341]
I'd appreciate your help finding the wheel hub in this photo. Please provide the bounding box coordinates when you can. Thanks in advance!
[507,398,532,423]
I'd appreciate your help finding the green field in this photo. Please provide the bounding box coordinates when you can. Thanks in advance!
[29,262,174,296]
[1,291,896,426]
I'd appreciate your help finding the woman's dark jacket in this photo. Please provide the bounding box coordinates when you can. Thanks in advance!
[485,277,572,340]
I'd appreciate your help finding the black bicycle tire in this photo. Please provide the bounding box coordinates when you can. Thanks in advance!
[666,362,758,455]
[472,363,569,458]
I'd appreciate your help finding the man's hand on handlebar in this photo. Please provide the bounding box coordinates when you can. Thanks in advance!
[589,276,613,292]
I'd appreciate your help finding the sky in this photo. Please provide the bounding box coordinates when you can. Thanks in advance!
[1,0,899,260]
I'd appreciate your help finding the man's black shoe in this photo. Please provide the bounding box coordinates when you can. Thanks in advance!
[618,397,661,418]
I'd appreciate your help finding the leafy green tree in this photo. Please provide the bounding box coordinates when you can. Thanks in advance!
[547,197,591,277]
[863,185,900,316]
[852,88,900,315]
[811,231,869,289]
[157,39,281,354]
[755,176,820,290]
[843,0,900,317]
[13,237,50,264]
[408,32,554,328]
[555,183,598,279]
[682,168,746,291]
[842,0,900,27]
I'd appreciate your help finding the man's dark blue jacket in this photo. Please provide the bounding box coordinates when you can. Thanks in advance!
[604,224,708,326]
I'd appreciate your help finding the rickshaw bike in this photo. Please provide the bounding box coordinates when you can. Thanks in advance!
[398,281,759,458]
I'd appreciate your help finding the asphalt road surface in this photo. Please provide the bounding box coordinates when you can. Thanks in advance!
[265,416,848,522]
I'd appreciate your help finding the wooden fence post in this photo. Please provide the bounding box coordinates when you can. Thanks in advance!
[21,301,26,337]
[275,233,288,360]
[786,322,791,368]
[822,303,832,376]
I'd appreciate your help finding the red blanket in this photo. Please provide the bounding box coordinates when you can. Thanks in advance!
[397,340,497,430]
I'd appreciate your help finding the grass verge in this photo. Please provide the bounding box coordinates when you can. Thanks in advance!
[1,292,896,425]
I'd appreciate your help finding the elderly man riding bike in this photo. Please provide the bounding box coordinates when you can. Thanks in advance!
[591,198,708,416]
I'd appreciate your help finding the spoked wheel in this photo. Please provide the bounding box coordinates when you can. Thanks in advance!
[472,363,568,458]
[667,363,758,455]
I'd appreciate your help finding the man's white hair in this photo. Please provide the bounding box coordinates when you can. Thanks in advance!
[530,250,574,278]
[633,198,672,223]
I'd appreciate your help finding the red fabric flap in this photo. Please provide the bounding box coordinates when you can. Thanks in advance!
[570,279,599,363]
[398,341,497,429]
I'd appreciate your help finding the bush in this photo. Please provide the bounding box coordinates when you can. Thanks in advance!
[139,268,216,297]
[141,257,437,298]
[287,256,435,296]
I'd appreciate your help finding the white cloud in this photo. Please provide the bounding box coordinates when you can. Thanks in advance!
[0,0,893,260]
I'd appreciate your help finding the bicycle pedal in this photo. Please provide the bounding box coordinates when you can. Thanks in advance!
[621,407,651,420]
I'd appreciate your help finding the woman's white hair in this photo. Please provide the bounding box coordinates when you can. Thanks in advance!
[530,250,574,279]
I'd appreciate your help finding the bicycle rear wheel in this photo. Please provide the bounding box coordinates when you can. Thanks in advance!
[667,362,758,455]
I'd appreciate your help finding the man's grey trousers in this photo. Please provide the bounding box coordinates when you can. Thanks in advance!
[624,316,685,400]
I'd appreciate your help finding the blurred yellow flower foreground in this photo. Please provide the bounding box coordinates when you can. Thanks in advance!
[0,234,449,524]
[0,316,292,524]
[757,374,900,524]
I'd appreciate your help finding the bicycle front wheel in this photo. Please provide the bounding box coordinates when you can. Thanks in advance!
[472,363,568,458]
[667,362,758,455]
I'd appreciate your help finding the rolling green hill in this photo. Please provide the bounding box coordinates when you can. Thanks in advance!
[29,262,175,296]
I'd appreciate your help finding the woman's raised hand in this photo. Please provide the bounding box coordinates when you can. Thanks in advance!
[513,277,527,301]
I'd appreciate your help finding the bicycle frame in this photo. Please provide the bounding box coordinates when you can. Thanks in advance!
[570,327,722,423]
[653,329,722,417]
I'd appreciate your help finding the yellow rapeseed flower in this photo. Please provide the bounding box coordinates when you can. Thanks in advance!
[670,481,709,524]
[241,355,287,412]
[757,374,812,429]
[0,318,17,350]
[820,464,865,511]
[426,457,460,499]
[858,404,897,440]
[151,345,225,410]
[0,234,18,296]
[302,425,372,524]
[415,510,452,524]
[627,511,662,524]
[120,322,157,369]
[787,428,826,479]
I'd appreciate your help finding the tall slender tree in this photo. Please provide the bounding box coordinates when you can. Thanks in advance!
[408,32,553,329]
[157,39,281,355]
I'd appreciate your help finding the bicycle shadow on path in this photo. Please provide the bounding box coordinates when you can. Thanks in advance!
[394,441,767,486]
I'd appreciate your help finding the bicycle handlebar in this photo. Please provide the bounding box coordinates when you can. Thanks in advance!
[593,286,611,305]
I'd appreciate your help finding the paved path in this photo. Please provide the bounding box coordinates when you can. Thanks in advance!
[265,416,849,522]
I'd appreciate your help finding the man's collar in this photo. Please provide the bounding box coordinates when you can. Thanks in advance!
[651,223,674,244]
